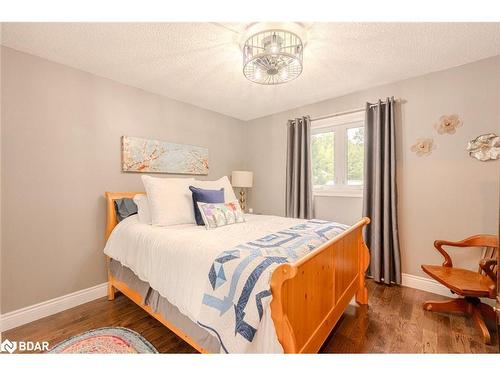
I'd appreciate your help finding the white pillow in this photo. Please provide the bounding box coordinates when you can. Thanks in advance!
[141,175,196,226]
[192,176,238,203]
[133,194,152,225]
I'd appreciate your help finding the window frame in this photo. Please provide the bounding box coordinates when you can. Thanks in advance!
[311,111,365,198]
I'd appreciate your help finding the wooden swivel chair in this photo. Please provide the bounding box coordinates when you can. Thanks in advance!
[421,234,498,345]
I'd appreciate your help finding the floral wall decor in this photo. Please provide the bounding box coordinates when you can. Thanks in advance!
[434,114,462,135]
[466,133,500,162]
[121,136,209,174]
[411,138,435,157]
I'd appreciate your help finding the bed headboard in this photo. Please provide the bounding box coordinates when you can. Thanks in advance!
[104,191,144,241]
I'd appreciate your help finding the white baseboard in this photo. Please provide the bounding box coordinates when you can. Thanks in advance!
[0,273,463,333]
[0,282,108,332]
[401,273,454,298]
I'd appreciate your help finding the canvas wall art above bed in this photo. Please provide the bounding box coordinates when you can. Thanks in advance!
[121,136,209,175]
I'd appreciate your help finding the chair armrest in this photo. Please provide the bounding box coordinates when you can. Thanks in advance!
[479,258,497,282]
[433,240,456,267]
[433,236,496,267]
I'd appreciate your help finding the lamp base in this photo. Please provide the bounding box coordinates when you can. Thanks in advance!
[239,189,246,212]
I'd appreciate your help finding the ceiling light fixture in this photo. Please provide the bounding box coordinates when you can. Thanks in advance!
[243,29,303,85]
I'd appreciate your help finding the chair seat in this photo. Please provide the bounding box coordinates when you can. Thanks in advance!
[421,265,495,297]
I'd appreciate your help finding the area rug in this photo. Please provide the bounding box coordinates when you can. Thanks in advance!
[48,327,158,354]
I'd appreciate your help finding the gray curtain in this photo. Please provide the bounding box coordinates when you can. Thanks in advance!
[363,98,401,284]
[285,116,313,219]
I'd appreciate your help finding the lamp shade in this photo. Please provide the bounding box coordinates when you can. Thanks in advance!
[231,171,253,188]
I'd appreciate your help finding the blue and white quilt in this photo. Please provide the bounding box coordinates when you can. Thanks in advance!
[196,219,348,353]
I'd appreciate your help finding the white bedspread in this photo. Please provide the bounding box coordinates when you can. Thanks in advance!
[103,214,307,353]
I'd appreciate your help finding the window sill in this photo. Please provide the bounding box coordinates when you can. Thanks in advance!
[313,190,363,198]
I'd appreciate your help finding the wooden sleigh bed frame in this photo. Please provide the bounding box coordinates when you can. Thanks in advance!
[104,191,371,354]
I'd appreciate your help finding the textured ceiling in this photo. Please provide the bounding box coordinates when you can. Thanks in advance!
[2,22,500,120]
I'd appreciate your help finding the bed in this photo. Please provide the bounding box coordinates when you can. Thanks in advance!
[104,191,371,353]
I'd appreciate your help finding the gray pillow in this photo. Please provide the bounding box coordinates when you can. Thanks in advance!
[114,198,138,222]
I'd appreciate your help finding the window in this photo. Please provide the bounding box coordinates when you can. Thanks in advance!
[311,111,364,196]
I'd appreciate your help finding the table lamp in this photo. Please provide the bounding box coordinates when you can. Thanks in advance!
[231,171,253,212]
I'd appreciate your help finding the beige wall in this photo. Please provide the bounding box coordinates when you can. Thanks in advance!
[314,196,363,226]
[0,47,247,313]
[245,56,500,279]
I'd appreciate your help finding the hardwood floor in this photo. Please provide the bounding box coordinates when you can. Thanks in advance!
[4,280,498,353]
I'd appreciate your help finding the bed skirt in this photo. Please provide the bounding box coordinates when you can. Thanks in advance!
[109,259,221,353]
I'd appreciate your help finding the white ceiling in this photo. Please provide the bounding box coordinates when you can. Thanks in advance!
[2,22,500,121]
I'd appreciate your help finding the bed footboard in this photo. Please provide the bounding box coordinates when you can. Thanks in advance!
[270,217,370,353]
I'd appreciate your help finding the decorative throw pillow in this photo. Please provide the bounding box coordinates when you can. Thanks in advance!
[191,176,238,204]
[114,198,138,222]
[133,194,152,225]
[189,186,225,226]
[197,201,245,229]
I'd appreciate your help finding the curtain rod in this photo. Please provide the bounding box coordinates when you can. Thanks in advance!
[310,97,404,122]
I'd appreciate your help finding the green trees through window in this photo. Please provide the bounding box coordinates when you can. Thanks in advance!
[311,132,334,186]
[347,127,364,185]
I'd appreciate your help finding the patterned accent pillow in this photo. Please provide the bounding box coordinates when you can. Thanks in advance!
[197,201,245,229]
